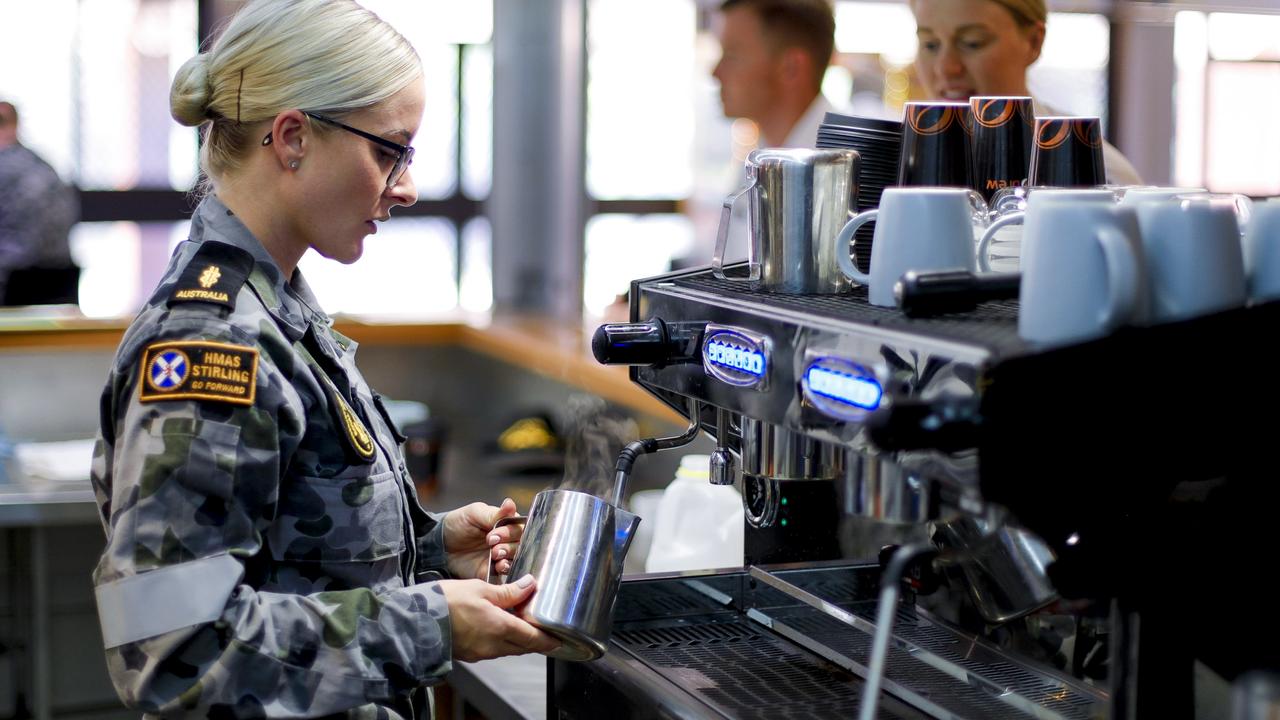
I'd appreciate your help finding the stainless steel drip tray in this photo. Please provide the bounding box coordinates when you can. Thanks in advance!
[552,564,1106,720]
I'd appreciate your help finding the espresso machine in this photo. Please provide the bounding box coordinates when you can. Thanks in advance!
[552,262,1280,719]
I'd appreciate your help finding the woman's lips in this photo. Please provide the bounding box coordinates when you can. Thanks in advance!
[365,221,377,235]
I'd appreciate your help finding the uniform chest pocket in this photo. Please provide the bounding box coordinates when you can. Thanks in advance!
[267,469,406,563]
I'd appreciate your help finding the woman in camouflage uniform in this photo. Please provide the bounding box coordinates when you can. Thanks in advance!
[90,1,558,717]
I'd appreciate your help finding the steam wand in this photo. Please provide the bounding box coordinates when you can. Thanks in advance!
[858,543,938,720]
[610,398,701,506]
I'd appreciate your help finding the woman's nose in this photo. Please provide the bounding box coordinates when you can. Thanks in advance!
[937,46,965,79]
[387,170,417,208]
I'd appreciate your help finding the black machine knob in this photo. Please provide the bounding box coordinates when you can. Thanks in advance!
[867,397,982,453]
[591,319,704,367]
[895,270,1020,318]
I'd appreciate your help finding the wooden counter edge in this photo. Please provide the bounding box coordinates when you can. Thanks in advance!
[456,323,685,425]
[0,318,685,424]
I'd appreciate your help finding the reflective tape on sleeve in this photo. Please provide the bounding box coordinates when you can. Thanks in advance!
[95,553,243,649]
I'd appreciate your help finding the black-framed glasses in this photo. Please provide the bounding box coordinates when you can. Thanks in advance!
[298,111,415,189]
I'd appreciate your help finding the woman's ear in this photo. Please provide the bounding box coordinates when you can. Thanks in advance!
[1024,21,1046,66]
[269,110,308,171]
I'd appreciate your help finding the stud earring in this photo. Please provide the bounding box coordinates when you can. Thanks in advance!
[289,161,299,170]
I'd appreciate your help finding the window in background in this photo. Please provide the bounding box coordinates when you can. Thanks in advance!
[462,43,494,200]
[299,218,459,317]
[0,0,199,188]
[586,0,697,200]
[584,214,695,317]
[0,2,497,319]
[1029,13,1109,122]
[324,1,495,315]
[1175,11,1280,196]
[460,217,494,313]
[832,2,917,115]
[72,222,190,319]
[583,0,698,316]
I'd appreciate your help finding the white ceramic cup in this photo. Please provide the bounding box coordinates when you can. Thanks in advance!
[1116,187,1208,207]
[1133,199,1246,322]
[1243,199,1280,304]
[977,188,1117,273]
[833,187,987,307]
[1012,191,1145,344]
[1174,192,1255,232]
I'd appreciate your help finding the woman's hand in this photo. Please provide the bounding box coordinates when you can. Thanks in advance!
[442,498,523,581]
[439,576,561,662]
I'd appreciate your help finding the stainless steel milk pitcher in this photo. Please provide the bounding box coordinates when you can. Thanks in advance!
[489,489,640,661]
[713,148,861,294]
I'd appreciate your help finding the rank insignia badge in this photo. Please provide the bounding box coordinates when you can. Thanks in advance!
[138,340,259,405]
[168,241,253,311]
[198,265,222,288]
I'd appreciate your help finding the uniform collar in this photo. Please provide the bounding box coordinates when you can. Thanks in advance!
[188,194,328,342]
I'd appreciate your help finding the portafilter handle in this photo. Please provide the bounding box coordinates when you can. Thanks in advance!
[591,319,704,367]
[894,269,1020,318]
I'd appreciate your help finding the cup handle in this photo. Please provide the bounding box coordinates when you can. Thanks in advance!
[713,172,759,281]
[1094,224,1141,332]
[977,211,1025,273]
[966,189,991,227]
[485,514,528,585]
[1235,194,1255,232]
[834,209,876,285]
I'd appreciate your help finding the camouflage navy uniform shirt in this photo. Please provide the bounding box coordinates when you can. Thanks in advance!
[91,195,452,718]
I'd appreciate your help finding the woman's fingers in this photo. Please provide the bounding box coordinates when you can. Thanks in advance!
[487,520,524,547]
[500,614,561,654]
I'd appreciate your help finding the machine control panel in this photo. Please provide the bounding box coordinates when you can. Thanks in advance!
[702,324,771,390]
[801,353,885,422]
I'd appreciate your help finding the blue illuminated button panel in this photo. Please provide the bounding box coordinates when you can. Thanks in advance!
[801,356,884,422]
[702,324,771,390]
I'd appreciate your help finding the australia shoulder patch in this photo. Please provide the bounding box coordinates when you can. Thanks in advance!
[139,340,259,406]
[167,241,254,311]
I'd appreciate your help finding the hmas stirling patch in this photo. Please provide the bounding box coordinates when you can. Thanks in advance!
[138,340,259,405]
[168,241,254,311]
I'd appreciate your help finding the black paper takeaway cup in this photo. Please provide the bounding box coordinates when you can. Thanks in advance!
[898,101,973,189]
[1028,116,1106,188]
[968,96,1034,201]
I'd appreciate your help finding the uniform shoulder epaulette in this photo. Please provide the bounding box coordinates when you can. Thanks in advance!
[166,241,255,312]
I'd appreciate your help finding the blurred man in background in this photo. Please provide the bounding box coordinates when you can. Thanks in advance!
[666,0,838,274]
[712,0,837,149]
[0,100,80,306]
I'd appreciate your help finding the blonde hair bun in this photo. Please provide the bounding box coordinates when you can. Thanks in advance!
[169,0,420,185]
[170,53,212,127]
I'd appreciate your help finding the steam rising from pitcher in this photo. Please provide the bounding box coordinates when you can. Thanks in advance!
[558,395,637,499]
